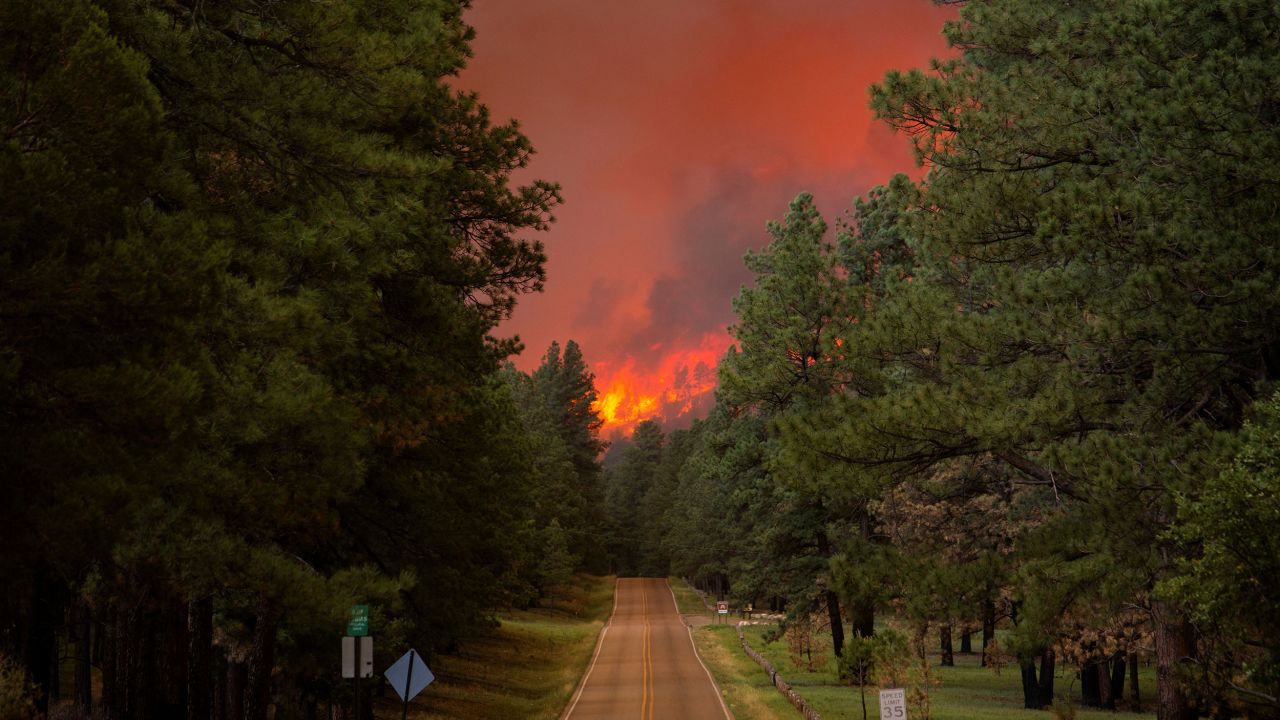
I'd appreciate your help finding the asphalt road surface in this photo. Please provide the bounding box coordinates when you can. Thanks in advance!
[563,577,731,719]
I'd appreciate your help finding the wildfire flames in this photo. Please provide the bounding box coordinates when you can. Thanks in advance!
[592,331,731,438]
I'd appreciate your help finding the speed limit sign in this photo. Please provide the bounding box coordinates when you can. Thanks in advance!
[879,688,906,718]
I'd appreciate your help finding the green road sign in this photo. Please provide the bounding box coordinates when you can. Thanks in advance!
[347,604,369,637]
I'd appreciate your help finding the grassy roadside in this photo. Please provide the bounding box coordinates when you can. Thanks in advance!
[694,624,799,720]
[740,623,1159,720]
[669,577,796,720]
[668,575,712,616]
[390,574,615,720]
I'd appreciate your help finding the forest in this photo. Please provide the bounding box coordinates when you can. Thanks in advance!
[601,2,1280,719]
[3,1,1279,720]
[2,1,612,718]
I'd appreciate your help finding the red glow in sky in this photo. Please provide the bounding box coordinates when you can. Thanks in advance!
[462,1,955,438]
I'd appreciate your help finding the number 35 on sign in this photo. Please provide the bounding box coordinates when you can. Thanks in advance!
[879,688,906,719]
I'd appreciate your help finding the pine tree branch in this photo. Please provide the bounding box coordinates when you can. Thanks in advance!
[992,451,1079,502]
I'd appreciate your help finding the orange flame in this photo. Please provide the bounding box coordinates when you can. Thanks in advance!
[592,331,731,438]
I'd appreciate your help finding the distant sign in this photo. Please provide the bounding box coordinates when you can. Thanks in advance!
[347,604,369,637]
[341,636,373,678]
[879,688,906,719]
[716,601,729,615]
[385,649,434,703]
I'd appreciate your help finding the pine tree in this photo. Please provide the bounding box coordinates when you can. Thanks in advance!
[604,420,664,575]
[528,340,608,568]
[2,0,560,714]
[1,2,223,709]
[779,1,1280,715]
[721,192,889,656]
[1164,391,1280,715]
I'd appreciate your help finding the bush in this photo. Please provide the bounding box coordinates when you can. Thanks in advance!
[1050,695,1077,720]
[0,655,38,720]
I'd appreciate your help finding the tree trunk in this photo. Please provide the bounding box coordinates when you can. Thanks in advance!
[75,604,92,713]
[1098,656,1114,710]
[1153,599,1198,720]
[815,529,845,657]
[850,506,876,640]
[212,649,228,720]
[1109,651,1126,708]
[102,612,117,719]
[825,589,845,658]
[244,598,279,720]
[49,631,60,703]
[114,601,149,720]
[1129,651,1141,712]
[1019,656,1040,709]
[115,605,131,719]
[227,660,246,720]
[188,596,214,720]
[1037,647,1055,708]
[26,574,60,714]
[159,599,189,716]
[980,598,996,667]
[940,624,954,667]
[960,628,973,654]
[135,605,157,720]
[114,606,130,719]
[849,595,874,639]
[1082,658,1101,707]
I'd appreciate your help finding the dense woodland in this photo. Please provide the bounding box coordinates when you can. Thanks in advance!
[1,1,611,718]
[4,1,1280,720]
[603,2,1280,719]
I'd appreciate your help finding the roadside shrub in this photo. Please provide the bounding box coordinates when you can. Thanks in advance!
[0,654,38,720]
[1050,695,1078,720]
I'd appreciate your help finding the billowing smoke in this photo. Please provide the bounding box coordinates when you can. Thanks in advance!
[462,0,957,435]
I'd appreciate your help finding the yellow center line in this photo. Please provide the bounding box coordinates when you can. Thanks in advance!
[645,584,655,720]
[640,586,649,720]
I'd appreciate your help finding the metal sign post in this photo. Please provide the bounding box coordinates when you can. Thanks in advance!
[401,651,414,720]
[341,636,373,719]
[343,605,372,720]
[385,647,434,717]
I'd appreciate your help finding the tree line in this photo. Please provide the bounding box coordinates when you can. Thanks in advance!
[609,2,1280,718]
[1,2,610,718]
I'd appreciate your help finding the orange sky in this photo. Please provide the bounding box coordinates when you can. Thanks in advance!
[461,0,956,438]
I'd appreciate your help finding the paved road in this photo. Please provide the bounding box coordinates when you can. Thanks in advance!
[563,577,731,720]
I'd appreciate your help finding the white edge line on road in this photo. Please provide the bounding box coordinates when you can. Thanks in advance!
[665,579,734,720]
[561,577,621,720]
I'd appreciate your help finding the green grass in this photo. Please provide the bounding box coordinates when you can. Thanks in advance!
[668,577,793,719]
[389,575,615,719]
[693,624,797,720]
[739,623,1159,720]
[668,575,712,616]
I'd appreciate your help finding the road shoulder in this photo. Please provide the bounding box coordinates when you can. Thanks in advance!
[666,578,796,720]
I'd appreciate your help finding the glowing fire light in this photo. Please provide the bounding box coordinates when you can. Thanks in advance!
[592,331,731,438]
